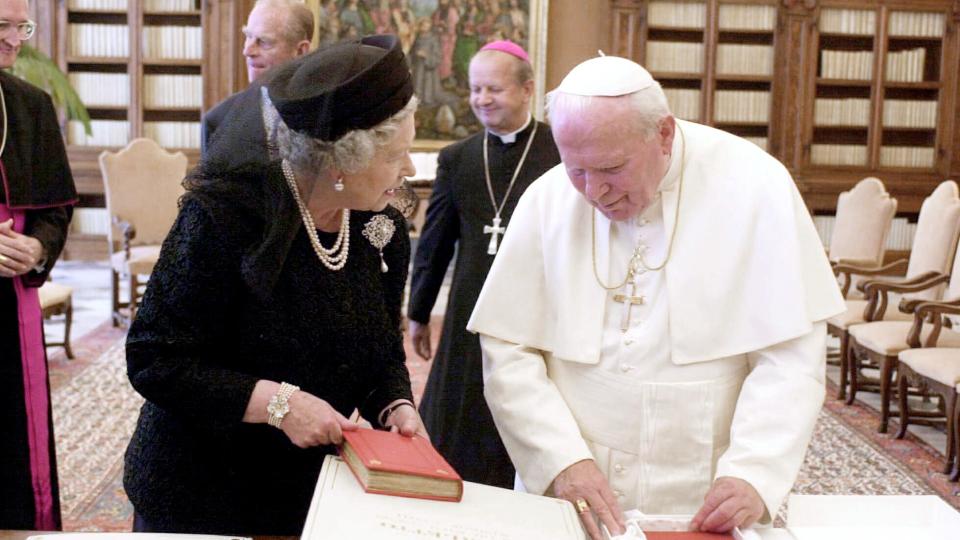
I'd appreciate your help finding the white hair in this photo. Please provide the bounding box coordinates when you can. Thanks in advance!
[253,0,315,43]
[274,96,419,176]
[545,82,672,139]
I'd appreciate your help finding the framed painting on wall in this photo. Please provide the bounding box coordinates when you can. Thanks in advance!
[305,0,549,150]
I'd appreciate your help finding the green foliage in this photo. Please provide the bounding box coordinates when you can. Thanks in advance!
[8,44,92,135]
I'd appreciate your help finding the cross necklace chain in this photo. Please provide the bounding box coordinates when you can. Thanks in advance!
[482,121,538,255]
[591,124,686,331]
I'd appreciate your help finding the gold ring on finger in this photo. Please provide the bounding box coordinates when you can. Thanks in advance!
[0,253,8,263]
[575,498,590,513]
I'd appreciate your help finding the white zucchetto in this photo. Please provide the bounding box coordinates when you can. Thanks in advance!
[555,55,656,97]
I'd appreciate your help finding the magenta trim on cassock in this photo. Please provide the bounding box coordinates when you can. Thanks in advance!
[0,161,79,210]
[0,170,56,530]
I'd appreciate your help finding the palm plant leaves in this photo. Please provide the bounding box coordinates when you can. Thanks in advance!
[9,44,92,135]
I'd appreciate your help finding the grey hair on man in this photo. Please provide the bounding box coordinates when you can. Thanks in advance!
[256,0,315,44]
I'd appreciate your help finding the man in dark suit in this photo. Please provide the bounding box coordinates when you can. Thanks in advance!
[408,41,561,489]
[200,0,313,155]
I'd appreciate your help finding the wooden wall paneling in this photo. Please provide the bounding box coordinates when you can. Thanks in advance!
[867,5,888,169]
[128,3,142,139]
[702,0,719,128]
[785,0,813,199]
[202,0,251,111]
[610,0,644,58]
[28,0,56,58]
[949,0,960,176]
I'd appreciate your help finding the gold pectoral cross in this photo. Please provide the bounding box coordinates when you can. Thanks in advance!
[484,216,506,255]
[614,278,645,332]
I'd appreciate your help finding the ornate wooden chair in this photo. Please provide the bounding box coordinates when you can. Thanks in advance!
[896,303,960,481]
[824,178,897,394]
[827,177,897,298]
[38,281,74,359]
[846,205,960,432]
[99,138,186,326]
[830,180,960,401]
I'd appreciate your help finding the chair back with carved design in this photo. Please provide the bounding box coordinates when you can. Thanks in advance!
[100,138,186,252]
[904,181,960,301]
[99,138,187,326]
[828,177,897,268]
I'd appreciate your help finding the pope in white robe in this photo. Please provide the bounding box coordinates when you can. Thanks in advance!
[466,56,845,539]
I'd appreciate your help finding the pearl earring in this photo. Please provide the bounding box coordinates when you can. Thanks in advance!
[334,177,344,192]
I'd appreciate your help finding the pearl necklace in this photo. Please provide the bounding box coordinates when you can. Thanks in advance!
[281,159,350,271]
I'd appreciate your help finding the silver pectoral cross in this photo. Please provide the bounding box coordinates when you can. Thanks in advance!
[614,277,646,332]
[484,216,506,255]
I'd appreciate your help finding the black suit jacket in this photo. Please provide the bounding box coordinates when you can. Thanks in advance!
[200,83,265,157]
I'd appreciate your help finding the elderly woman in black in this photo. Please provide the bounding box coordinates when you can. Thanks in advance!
[122,35,427,535]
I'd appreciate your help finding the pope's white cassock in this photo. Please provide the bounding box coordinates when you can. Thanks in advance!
[467,108,846,520]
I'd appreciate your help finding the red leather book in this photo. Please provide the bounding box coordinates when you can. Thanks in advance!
[339,428,463,502]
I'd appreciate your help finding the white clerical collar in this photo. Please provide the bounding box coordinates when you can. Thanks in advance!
[655,120,685,193]
[488,114,533,144]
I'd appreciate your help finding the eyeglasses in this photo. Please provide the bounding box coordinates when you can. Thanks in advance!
[0,19,36,40]
[241,27,278,51]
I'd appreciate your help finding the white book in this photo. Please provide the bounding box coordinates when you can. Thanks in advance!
[301,455,586,540]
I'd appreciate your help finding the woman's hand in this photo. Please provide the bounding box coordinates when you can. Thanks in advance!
[281,391,359,447]
[384,401,428,439]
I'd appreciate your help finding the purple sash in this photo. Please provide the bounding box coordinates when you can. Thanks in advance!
[0,162,56,530]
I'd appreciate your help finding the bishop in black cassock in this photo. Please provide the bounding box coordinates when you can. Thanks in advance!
[0,69,76,530]
[408,42,560,488]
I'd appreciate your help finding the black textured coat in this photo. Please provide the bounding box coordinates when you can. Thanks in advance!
[123,164,413,535]
[407,121,561,488]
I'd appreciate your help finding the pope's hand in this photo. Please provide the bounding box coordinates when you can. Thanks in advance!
[281,391,358,448]
[384,402,429,439]
[551,459,625,540]
[0,219,45,278]
[408,319,433,361]
[689,476,765,533]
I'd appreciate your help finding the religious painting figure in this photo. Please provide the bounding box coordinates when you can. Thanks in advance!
[451,0,481,86]
[317,0,341,47]
[391,0,417,54]
[308,0,537,139]
[410,18,444,106]
[468,56,845,539]
[339,0,366,38]
[433,0,460,81]
[408,41,560,489]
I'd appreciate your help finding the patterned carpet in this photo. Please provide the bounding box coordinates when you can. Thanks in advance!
[46,318,959,531]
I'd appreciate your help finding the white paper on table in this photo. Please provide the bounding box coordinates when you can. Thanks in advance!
[302,455,587,540]
[787,495,960,540]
